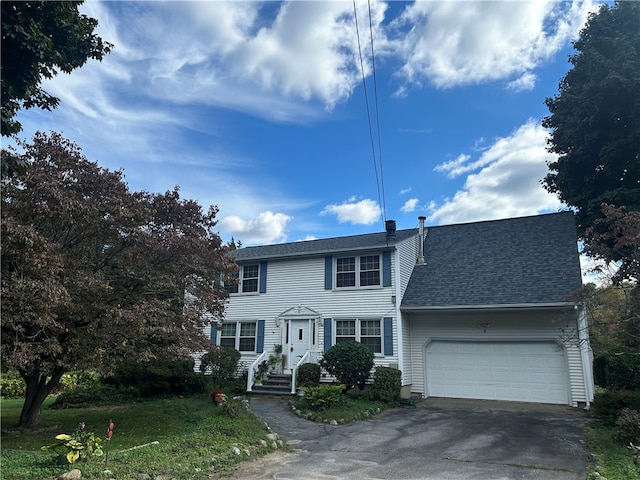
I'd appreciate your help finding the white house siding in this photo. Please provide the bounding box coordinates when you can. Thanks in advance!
[223,253,400,371]
[405,308,588,406]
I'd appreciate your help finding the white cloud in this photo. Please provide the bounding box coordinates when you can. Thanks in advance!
[507,72,537,92]
[428,120,563,224]
[392,0,595,89]
[400,187,412,195]
[434,154,473,179]
[219,211,292,245]
[320,198,382,225]
[401,198,419,213]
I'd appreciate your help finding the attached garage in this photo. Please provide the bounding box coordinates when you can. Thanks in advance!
[424,340,569,405]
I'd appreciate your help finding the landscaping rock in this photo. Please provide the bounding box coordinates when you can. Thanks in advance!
[58,470,82,480]
[231,446,241,455]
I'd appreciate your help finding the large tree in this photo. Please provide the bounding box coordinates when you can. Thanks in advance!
[1,132,236,428]
[1,1,111,136]
[542,1,640,282]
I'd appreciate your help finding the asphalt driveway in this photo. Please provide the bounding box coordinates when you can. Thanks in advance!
[230,396,587,480]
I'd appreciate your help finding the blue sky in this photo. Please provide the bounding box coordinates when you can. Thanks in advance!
[12,0,608,279]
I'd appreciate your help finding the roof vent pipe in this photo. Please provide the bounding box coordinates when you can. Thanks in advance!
[417,216,426,265]
[385,220,396,238]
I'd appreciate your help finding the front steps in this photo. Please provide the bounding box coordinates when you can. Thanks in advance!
[251,373,293,396]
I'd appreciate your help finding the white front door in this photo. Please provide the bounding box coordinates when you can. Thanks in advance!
[288,319,311,369]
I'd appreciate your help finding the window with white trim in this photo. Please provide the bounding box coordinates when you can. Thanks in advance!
[225,264,259,294]
[336,255,380,288]
[335,319,381,353]
[220,322,257,352]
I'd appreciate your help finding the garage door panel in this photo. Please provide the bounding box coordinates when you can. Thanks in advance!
[425,341,568,405]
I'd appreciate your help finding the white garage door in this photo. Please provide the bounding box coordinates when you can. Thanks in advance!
[425,341,568,404]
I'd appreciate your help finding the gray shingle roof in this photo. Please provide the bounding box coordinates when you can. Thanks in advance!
[231,228,418,261]
[401,211,583,309]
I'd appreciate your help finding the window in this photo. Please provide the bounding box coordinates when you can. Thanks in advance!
[335,319,381,353]
[336,255,380,288]
[226,264,259,294]
[219,322,257,352]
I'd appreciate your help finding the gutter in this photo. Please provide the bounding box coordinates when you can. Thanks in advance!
[400,302,578,312]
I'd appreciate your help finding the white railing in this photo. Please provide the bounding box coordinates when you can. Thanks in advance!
[290,350,322,394]
[246,351,268,393]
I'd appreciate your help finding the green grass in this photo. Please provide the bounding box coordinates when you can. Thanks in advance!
[1,396,282,480]
[586,421,640,480]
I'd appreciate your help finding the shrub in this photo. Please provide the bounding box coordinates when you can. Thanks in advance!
[105,358,205,397]
[593,352,640,390]
[199,347,242,388]
[372,367,402,403]
[52,384,136,408]
[0,373,26,399]
[41,422,104,464]
[297,363,321,388]
[320,342,374,392]
[615,408,640,445]
[300,385,345,411]
[591,389,640,424]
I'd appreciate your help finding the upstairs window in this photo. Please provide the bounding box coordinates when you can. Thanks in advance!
[226,264,260,294]
[335,255,380,288]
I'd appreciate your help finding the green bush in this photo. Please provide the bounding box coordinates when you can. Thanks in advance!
[297,363,321,388]
[199,347,242,388]
[593,352,640,390]
[0,374,26,399]
[615,408,640,445]
[301,385,345,411]
[372,366,401,403]
[591,389,640,424]
[105,358,205,397]
[320,342,374,392]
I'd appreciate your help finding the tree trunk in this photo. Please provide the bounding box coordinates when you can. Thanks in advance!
[19,368,64,428]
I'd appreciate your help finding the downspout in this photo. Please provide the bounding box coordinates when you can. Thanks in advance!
[578,306,594,408]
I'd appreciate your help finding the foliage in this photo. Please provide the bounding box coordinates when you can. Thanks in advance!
[542,1,640,281]
[1,132,235,428]
[211,390,227,405]
[583,284,640,390]
[320,341,374,392]
[590,390,640,425]
[104,358,207,397]
[297,363,321,388]
[300,385,345,411]
[615,408,640,445]
[586,422,640,480]
[199,346,241,388]
[52,384,136,409]
[41,422,103,464]
[1,396,280,480]
[0,371,26,399]
[372,366,402,403]
[220,398,242,419]
[290,391,386,424]
[1,1,112,136]
[254,360,270,383]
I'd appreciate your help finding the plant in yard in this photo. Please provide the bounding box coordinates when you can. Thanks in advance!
[372,366,402,403]
[254,360,270,383]
[320,341,374,392]
[41,422,103,464]
[199,346,241,388]
[300,385,345,411]
[211,390,227,405]
[616,408,640,445]
[297,363,321,388]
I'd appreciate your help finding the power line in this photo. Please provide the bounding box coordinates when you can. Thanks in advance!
[352,0,386,224]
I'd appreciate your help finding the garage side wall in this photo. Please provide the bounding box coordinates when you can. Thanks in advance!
[407,309,588,407]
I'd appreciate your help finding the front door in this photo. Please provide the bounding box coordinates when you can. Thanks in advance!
[288,319,311,369]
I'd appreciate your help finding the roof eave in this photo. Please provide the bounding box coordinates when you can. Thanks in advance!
[400,301,578,312]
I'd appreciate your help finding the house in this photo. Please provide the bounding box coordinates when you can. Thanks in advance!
[207,211,595,407]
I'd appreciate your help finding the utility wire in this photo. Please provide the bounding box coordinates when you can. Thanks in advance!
[367,0,387,222]
[353,0,385,224]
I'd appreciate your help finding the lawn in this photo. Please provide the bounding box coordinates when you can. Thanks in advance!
[586,421,640,480]
[1,396,282,480]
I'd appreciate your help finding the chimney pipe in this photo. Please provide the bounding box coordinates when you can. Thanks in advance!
[385,220,396,238]
[417,216,426,264]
